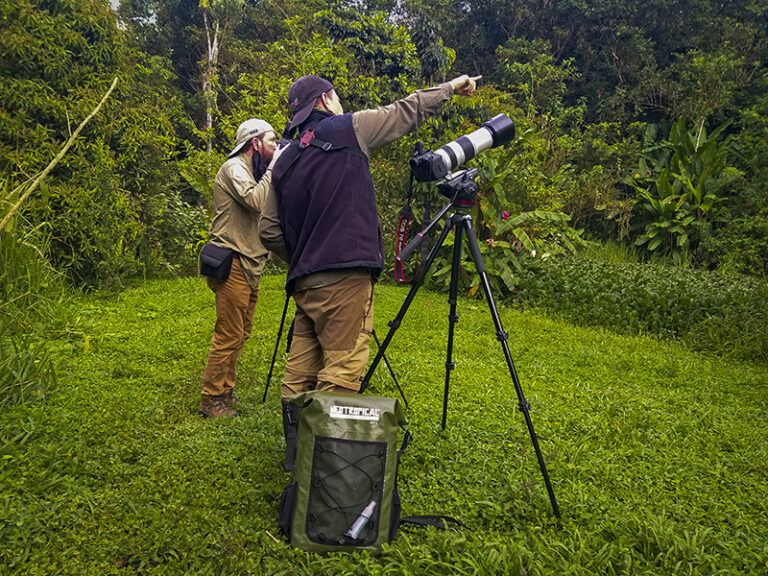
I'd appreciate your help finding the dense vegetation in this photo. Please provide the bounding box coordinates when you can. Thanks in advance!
[2,0,767,287]
[3,0,767,341]
[2,1,768,571]
[512,256,768,362]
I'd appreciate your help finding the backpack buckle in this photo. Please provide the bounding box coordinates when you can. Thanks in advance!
[298,129,315,150]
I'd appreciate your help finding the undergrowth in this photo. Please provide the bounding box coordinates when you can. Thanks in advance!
[0,231,75,408]
[511,255,768,362]
[1,274,767,574]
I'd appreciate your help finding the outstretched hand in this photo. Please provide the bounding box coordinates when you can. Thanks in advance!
[449,75,482,96]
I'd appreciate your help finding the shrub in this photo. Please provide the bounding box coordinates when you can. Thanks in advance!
[0,231,67,406]
[0,0,203,287]
[512,255,768,362]
[629,119,742,258]
[700,212,768,277]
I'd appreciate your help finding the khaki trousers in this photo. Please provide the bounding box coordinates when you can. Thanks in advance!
[281,273,373,399]
[202,257,259,397]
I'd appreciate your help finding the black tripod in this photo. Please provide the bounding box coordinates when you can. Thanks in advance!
[359,169,561,519]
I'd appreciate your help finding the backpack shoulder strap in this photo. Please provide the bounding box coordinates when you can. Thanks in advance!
[399,515,471,531]
[271,139,303,184]
[395,431,470,533]
[302,128,369,162]
[273,125,368,185]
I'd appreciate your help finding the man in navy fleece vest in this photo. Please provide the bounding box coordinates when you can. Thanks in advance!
[260,73,479,469]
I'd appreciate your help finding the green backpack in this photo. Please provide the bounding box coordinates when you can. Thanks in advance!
[278,390,409,553]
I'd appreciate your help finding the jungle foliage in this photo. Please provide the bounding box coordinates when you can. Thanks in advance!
[2,2,768,572]
[1,0,768,365]
[2,0,767,288]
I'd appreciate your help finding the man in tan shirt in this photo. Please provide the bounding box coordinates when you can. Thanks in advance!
[259,74,479,468]
[199,119,279,418]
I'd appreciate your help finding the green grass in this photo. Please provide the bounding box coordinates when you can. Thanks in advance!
[2,274,767,575]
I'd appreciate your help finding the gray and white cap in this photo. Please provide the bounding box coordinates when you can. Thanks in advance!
[228,118,275,158]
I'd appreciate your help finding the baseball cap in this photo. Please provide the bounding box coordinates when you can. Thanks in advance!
[287,75,334,131]
[229,118,275,158]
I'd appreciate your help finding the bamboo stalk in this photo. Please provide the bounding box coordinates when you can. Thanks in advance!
[0,77,119,234]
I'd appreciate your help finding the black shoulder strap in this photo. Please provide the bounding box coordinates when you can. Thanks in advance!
[395,430,470,532]
[398,430,412,456]
[300,128,368,162]
[400,515,472,531]
[272,140,301,183]
[273,126,368,185]
[394,173,430,283]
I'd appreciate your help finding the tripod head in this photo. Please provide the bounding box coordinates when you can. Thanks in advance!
[397,167,480,263]
[397,166,481,264]
[437,168,479,205]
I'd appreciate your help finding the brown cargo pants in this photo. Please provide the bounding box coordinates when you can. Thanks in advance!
[281,272,373,399]
[202,257,259,397]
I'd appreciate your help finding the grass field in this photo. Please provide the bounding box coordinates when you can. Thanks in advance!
[2,274,767,575]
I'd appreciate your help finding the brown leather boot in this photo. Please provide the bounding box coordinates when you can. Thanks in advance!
[221,389,238,409]
[198,394,239,418]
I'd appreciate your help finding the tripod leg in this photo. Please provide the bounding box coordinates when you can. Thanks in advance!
[462,217,561,519]
[359,218,455,394]
[262,293,290,403]
[442,219,463,429]
[371,329,409,409]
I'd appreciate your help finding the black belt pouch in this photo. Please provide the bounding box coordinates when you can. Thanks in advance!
[200,243,237,281]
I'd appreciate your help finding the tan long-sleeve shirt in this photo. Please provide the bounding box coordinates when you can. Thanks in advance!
[209,154,272,289]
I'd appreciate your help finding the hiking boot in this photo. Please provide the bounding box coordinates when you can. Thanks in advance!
[221,389,238,409]
[199,394,239,418]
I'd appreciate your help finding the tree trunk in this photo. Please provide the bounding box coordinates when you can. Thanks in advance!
[201,6,219,157]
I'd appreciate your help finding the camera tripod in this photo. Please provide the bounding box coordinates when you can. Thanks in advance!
[359,170,561,518]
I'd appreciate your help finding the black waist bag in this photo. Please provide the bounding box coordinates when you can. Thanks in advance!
[279,391,408,553]
[199,243,236,281]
